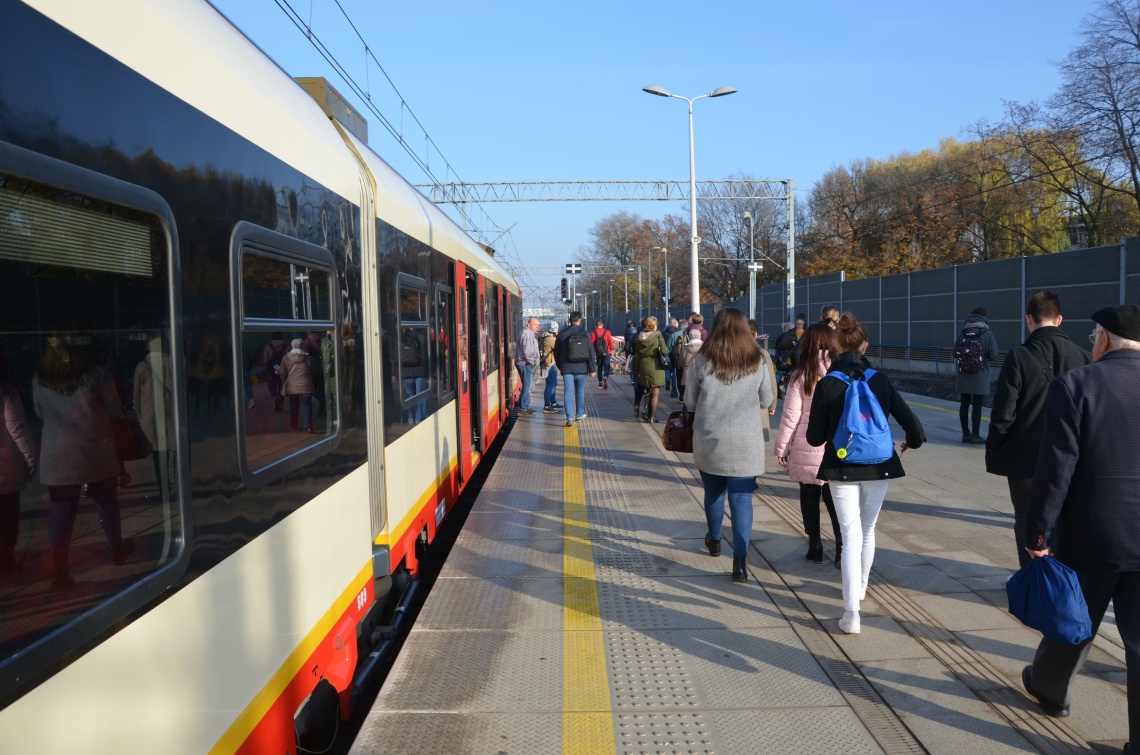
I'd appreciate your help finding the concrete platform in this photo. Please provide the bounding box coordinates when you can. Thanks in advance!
[350,375,1128,754]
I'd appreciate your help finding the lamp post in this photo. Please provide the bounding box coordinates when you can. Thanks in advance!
[650,246,668,323]
[743,212,755,321]
[643,83,736,318]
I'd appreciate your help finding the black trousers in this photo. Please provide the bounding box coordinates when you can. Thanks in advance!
[1007,477,1033,568]
[1031,569,1139,750]
[959,393,984,435]
[799,483,841,544]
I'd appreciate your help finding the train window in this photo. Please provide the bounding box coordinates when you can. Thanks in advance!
[435,285,455,400]
[486,285,500,373]
[0,150,187,698]
[232,222,338,486]
[397,274,430,421]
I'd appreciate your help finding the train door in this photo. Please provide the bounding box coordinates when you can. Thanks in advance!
[499,290,509,422]
[455,262,471,484]
[472,272,487,455]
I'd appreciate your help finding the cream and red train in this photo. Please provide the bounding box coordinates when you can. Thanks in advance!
[0,1,522,751]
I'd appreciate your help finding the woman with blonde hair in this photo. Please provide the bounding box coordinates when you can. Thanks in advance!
[807,313,925,633]
[775,323,842,566]
[685,308,773,582]
[634,316,669,422]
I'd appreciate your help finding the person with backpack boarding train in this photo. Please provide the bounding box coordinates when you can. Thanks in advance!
[554,311,596,427]
[807,312,925,635]
[954,306,999,444]
[590,320,614,390]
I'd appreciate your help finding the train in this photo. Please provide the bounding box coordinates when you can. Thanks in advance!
[0,1,523,751]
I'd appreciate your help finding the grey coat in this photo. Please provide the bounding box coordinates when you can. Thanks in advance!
[954,315,1000,395]
[684,354,773,477]
[0,384,37,494]
[33,366,121,486]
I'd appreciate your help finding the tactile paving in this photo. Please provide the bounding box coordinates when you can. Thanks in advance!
[605,630,701,710]
[614,711,718,755]
[416,577,565,631]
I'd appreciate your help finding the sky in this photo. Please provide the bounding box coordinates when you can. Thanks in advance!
[209,0,1099,308]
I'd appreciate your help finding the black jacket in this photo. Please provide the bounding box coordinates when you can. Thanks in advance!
[555,323,597,375]
[985,326,1090,478]
[1026,350,1140,572]
[806,352,926,482]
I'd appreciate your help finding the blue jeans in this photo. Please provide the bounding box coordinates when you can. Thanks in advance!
[598,355,611,379]
[665,366,676,388]
[544,365,559,406]
[562,373,587,420]
[517,362,536,411]
[699,471,755,557]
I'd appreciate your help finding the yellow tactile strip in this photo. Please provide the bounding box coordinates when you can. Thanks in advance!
[562,423,617,754]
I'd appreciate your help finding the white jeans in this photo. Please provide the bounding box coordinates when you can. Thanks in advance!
[831,479,890,612]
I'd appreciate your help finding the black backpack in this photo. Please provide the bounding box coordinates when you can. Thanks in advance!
[567,331,592,363]
[955,328,986,374]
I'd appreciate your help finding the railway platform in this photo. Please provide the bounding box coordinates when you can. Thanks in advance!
[350,377,1129,754]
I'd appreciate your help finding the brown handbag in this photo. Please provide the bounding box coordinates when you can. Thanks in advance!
[662,409,694,453]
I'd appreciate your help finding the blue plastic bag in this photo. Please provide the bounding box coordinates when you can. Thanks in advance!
[1006,556,1093,645]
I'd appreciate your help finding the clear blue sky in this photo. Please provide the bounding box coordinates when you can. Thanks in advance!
[210,0,1097,305]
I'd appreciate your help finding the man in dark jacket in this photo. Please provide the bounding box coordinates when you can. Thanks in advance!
[624,320,638,384]
[1021,305,1140,753]
[986,291,1090,566]
[555,311,596,427]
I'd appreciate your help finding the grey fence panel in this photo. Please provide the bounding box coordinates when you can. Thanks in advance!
[1026,244,1119,287]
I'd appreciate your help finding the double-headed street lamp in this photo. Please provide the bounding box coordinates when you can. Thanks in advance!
[642,83,737,318]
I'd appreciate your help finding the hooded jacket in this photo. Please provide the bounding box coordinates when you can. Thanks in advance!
[954,314,1000,395]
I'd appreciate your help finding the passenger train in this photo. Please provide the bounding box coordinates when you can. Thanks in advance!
[0,1,522,751]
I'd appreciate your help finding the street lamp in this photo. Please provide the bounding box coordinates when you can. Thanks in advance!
[650,246,668,323]
[643,83,736,317]
[743,212,755,321]
[626,265,643,322]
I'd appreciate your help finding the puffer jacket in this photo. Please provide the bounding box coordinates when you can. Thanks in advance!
[774,352,830,486]
[279,350,316,395]
[0,384,37,494]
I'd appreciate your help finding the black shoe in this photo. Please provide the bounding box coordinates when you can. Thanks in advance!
[970,433,986,445]
[962,433,973,443]
[732,556,747,583]
[806,539,823,563]
[704,537,721,557]
[633,402,642,418]
[1022,666,1069,717]
[834,543,843,569]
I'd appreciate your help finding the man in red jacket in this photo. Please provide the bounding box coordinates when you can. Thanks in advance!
[590,320,614,390]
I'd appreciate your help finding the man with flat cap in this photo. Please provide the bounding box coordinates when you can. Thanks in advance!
[1021,305,1140,754]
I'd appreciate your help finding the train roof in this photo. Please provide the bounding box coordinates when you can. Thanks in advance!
[24,0,520,296]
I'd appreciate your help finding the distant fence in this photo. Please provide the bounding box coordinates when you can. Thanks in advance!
[597,237,1140,374]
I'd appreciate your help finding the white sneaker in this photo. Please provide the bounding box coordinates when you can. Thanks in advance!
[859,583,867,602]
[839,612,861,634]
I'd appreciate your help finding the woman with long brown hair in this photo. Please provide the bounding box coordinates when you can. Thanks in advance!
[775,323,842,566]
[685,308,774,582]
[634,316,669,423]
[807,313,925,634]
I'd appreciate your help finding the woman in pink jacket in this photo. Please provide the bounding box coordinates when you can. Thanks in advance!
[775,324,842,566]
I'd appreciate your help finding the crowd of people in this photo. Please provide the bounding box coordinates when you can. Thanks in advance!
[517,294,1139,753]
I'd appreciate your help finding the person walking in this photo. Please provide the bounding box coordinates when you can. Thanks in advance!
[516,317,541,416]
[554,311,596,427]
[807,313,925,634]
[0,354,36,574]
[590,320,614,390]
[675,328,702,403]
[623,320,638,385]
[634,316,670,423]
[662,318,681,393]
[776,324,843,567]
[686,312,708,342]
[986,292,1089,567]
[685,308,774,583]
[34,334,133,590]
[954,306,1000,444]
[1021,305,1140,755]
[540,322,562,413]
[279,338,317,432]
[667,324,691,398]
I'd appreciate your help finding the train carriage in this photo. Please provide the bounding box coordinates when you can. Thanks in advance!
[0,1,521,752]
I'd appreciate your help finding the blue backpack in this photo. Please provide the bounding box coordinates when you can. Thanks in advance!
[828,368,894,464]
